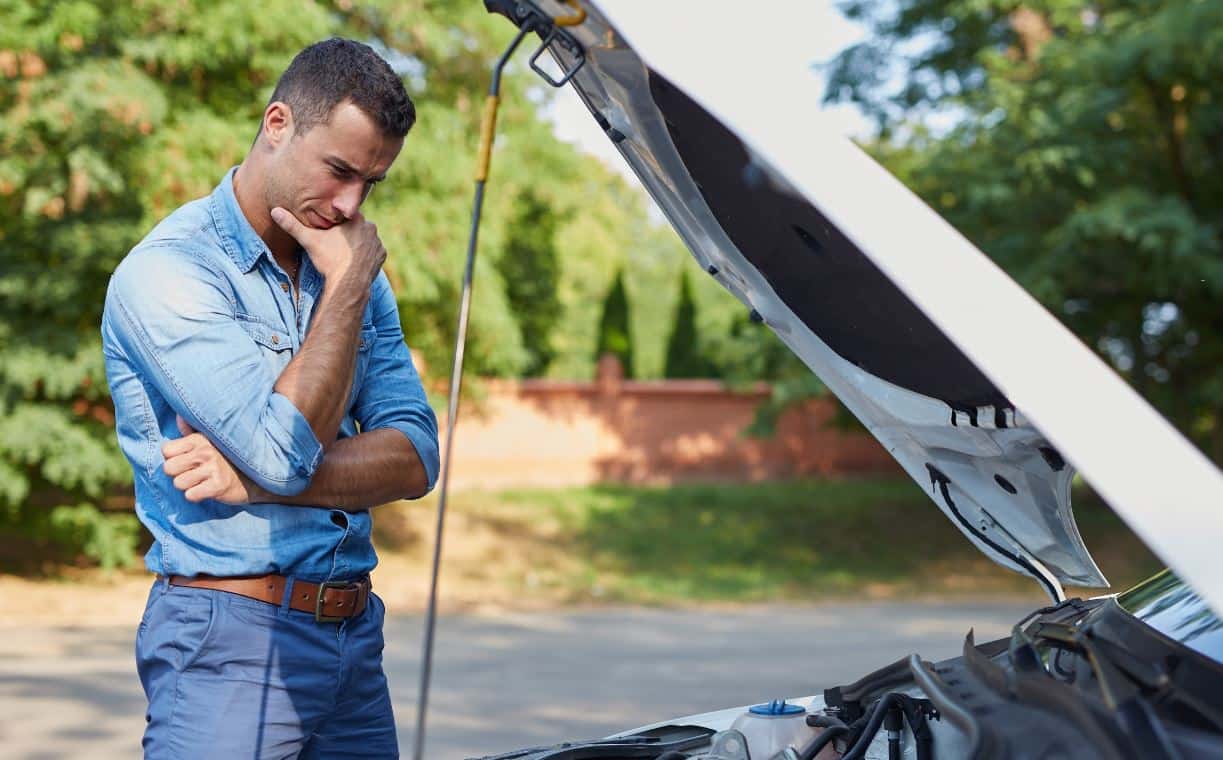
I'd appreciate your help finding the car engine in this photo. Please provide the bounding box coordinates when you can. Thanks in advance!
[471,587,1223,760]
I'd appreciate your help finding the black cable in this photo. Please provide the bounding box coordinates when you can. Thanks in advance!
[885,701,905,760]
[805,688,935,759]
[806,714,848,730]
[899,696,934,760]
[796,725,848,760]
[840,693,903,760]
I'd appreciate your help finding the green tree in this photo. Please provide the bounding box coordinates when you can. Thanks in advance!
[663,269,716,378]
[498,191,561,376]
[595,270,634,378]
[825,0,1223,460]
[0,0,667,567]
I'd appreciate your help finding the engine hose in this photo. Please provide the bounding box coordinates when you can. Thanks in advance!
[796,725,848,760]
[885,701,904,760]
[806,714,848,730]
[840,693,903,760]
[900,696,933,760]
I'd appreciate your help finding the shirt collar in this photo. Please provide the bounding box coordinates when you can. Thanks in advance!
[209,166,271,274]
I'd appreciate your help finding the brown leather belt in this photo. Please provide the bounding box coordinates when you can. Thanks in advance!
[166,573,370,623]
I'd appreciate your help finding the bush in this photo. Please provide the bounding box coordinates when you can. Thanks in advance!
[47,503,141,570]
[595,270,635,377]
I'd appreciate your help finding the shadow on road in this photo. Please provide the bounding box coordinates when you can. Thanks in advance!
[0,601,1032,758]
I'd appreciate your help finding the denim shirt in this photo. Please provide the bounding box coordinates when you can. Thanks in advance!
[101,167,439,581]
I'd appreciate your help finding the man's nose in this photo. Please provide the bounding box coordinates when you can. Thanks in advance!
[333,181,365,221]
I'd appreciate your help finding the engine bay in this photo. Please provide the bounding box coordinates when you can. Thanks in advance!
[470,581,1223,760]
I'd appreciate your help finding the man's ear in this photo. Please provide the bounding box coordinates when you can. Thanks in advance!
[261,101,294,148]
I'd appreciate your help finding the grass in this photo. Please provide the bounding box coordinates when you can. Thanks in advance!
[1,477,1166,622]
[372,478,1164,608]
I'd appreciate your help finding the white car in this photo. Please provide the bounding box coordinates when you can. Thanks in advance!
[474,2,1223,758]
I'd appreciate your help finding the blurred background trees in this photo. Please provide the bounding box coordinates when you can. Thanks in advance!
[0,0,721,567]
[824,0,1223,461]
[595,270,635,379]
[663,271,718,379]
[1,0,1217,568]
[497,190,562,377]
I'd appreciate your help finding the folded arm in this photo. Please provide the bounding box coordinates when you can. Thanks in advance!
[161,271,439,509]
[272,271,439,507]
[251,428,428,510]
[107,247,326,496]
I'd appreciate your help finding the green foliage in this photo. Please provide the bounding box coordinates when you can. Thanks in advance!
[434,481,1158,602]
[825,0,1223,461]
[46,503,140,570]
[662,269,717,378]
[0,0,690,566]
[498,190,561,376]
[595,269,634,377]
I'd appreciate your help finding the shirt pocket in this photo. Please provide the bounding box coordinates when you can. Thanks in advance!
[236,314,294,379]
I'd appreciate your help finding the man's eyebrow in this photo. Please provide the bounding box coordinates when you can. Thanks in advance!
[326,157,387,182]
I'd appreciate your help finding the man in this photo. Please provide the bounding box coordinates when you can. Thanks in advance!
[101,38,439,758]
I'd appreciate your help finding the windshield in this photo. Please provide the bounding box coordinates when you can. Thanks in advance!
[1118,570,1223,664]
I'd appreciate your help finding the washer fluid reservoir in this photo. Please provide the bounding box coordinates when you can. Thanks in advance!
[729,699,816,759]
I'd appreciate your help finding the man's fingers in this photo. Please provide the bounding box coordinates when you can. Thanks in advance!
[161,431,206,459]
[163,450,206,476]
[183,481,218,503]
[163,454,189,477]
[270,206,308,243]
[161,436,195,460]
[173,467,209,493]
[176,415,194,437]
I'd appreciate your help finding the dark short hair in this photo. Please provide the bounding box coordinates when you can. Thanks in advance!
[268,38,415,139]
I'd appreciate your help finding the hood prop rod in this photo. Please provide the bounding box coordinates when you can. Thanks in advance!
[412,6,585,759]
[410,25,529,760]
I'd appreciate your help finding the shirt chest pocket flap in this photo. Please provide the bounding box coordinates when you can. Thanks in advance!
[236,315,293,375]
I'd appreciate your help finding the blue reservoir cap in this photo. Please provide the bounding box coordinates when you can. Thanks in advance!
[749,699,804,716]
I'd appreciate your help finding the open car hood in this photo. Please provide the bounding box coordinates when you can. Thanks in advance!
[489,2,1223,611]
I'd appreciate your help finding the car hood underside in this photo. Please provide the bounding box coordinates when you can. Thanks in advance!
[502,1,1113,600]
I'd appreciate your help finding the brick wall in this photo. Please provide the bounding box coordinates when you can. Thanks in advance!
[437,357,898,490]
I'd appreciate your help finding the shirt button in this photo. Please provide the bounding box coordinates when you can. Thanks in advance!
[281,282,290,292]
[271,334,280,345]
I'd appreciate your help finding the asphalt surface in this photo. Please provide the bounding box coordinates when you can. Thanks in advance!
[0,600,1034,759]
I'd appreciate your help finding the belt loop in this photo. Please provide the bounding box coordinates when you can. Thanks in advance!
[280,576,295,614]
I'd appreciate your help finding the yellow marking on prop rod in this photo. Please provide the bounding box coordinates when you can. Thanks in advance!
[476,2,583,182]
[554,0,586,27]
[475,95,500,182]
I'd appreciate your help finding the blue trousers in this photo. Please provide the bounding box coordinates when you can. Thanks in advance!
[136,577,399,759]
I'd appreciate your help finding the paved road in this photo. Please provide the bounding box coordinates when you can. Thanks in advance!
[0,600,1033,758]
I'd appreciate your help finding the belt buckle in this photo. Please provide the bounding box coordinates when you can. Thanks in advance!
[315,581,352,623]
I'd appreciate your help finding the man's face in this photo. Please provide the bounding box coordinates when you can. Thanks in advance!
[264,100,403,230]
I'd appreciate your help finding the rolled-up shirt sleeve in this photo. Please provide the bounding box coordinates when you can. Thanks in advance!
[105,245,323,495]
[351,272,440,493]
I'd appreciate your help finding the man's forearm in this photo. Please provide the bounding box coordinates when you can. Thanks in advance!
[267,207,388,449]
[251,428,429,510]
[274,279,368,448]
